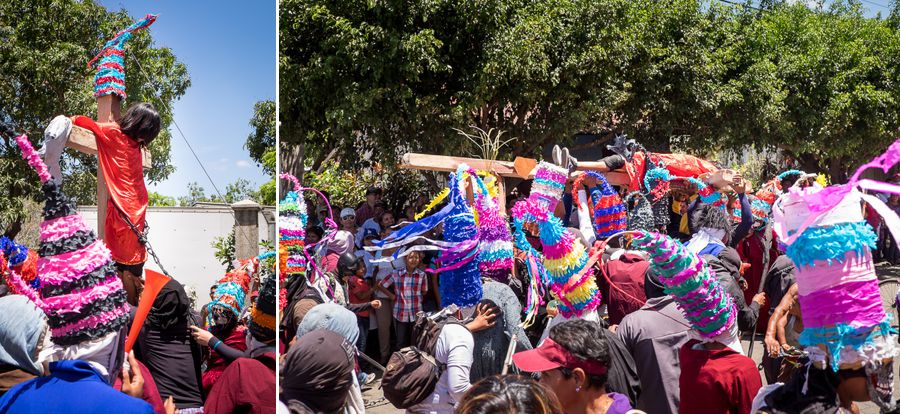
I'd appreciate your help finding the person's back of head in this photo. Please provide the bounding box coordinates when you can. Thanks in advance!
[336,252,361,278]
[119,102,161,146]
[644,269,667,300]
[456,375,563,414]
[281,329,354,414]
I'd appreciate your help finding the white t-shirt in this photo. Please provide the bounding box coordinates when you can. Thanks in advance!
[373,251,405,299]
[355,249,377,279]
[408,324,474,414]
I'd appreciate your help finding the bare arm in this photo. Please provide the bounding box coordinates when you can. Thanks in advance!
[765,283,798,356]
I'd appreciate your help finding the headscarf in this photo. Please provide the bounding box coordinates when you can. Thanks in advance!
[39,330,126,384]
[470,280,533,382]
[294,303,363,414]
[295,303,359,345]
[0,295,48,375]
[281,330,354,414]
[146,279,191,332]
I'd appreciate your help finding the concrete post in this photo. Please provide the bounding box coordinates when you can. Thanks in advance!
[232,199,261,260]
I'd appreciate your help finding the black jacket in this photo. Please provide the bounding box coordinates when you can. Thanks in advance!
[703,247,760,332]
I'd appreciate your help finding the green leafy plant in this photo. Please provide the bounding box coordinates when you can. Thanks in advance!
[212,229,236,271]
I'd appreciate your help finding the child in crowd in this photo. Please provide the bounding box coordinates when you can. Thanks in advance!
[377,250,428,349]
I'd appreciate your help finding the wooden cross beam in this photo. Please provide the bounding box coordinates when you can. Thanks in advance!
[399,152,631,183]
[65,94,152,238]
[399,152,632,214]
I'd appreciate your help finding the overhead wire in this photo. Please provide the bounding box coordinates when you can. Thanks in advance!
[129,53,263,255]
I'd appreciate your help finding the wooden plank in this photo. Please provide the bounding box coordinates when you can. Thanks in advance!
[400,153,518,177]
[67,125,152,168]
[95,95,117,240]
[399,152,632,186]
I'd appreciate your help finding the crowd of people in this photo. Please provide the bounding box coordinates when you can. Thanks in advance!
[0,112,277,414]
[280,140,900,414]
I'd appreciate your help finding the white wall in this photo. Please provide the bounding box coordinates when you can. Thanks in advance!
[77,204,274,309]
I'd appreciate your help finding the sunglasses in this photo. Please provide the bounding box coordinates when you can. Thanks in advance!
[342,216,355,220]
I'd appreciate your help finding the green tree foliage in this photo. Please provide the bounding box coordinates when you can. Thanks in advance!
[0,0,190,237]
[246,100,276,205]
[281,0,900,183]
[246,100,276,175]
[211,229,236,271]
[148,191,176,207]
[178,179,260,206]
[303,161,432,213]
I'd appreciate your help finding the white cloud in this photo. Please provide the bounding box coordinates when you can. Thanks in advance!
[236,160,251,168]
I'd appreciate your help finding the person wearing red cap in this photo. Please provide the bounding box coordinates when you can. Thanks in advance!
[512,320,632,414]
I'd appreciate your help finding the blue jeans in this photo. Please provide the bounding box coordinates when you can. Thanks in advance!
[356,315,368,354]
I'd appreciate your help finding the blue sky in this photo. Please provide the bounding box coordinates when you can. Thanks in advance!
[98,0,276,200]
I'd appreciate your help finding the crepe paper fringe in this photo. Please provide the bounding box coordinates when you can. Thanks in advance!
[206,281,246,326]
[3,251,38,296]
[785,221,877,268]
[12,134,131,346]
[0,236,28,266]
[572,171,628,239]
[278,174,309,294]
[799,317,896,371]
[458,167,514,281]
[439,167,483,308]
[531,162,567,211]
[623,192,655,232]
[416,188,450,221]
[16,135,52,184]
[511,171,601,318]
[89,14,157,98]
[777,170,804,186]
[749,195,771,226]
[632,231,736,338]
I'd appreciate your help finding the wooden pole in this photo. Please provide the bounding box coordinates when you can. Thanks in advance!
[94,94,121,239]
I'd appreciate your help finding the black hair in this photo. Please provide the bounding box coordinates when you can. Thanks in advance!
[691,204,733,243]
[547,319,610,390]
[644,268,667,299]
[307,226,325,239]
[456,375,563,414]
[119,102,161,146]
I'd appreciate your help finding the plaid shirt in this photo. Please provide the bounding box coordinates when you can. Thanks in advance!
[382,268,428,322]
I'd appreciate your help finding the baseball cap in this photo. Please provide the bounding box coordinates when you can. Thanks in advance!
[340,208,356,218]
[366,186,382,196]
[512,338,608,376]
[363,228,379,240]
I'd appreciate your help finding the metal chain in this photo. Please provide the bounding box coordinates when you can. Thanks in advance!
[115,206,172,277]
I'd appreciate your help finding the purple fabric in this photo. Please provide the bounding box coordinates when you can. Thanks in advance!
[798,279,885,328]
[606,392,633,414]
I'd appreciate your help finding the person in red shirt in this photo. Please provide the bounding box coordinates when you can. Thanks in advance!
[678,339,762,414]
[71,103,161,305]
[336,253,381,355]
[355,186,384,227]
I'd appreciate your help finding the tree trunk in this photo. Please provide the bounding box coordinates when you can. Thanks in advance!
[828,157,847,183]
[279,141,305,200]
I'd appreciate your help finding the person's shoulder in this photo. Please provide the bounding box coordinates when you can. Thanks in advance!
[98,121,123,133]
[92,383,155,413]
[442,321,473,339]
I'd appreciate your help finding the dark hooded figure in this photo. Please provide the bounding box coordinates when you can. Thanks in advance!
[280,329,355,414]
[688,205,765,332]
[135,279,204,411]
[469,279,533,382]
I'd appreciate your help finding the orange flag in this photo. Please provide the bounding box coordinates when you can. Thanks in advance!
[124,269,171,353]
